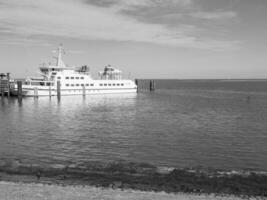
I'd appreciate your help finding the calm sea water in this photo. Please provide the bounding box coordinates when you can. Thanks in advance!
[1,80,267,171]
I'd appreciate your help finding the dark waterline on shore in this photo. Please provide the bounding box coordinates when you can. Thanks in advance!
[1,160,267,197]
[1,80,267,172]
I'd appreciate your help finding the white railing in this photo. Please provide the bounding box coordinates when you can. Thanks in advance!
[24,80,54,86]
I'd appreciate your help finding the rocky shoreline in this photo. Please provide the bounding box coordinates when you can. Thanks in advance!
[0,159,267,198]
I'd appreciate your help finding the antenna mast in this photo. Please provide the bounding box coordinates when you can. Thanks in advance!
[55,44,66,67]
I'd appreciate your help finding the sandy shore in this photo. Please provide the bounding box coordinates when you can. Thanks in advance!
[0,181,264,200]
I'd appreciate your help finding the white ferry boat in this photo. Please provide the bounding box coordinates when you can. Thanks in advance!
[13,45,137,97]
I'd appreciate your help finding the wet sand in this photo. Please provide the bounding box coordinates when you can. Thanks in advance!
[0,181,263,200]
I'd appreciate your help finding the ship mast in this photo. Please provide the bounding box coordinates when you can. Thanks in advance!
[55,44,66,67]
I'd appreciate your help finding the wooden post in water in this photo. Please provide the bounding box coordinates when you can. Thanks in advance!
[0,86,4,98]
[57,81,61,99]
[0,75,4,98]
[0,80,3,98]
[17,81,23,99]
[49,86,52,98]
[135,79,138,92]
[150,80,155,91]
[82,85,86,97]
[6,73,10,98]
[34,87,38,98]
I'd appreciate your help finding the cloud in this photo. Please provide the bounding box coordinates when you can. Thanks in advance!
[190,11,237,20]
[0,0,239,50]
[87,0,193,9]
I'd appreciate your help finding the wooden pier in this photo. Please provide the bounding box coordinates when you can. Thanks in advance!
[135,79,156,92]
[0,73,11,98]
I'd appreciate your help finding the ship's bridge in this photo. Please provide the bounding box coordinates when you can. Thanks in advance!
[99,65,122,80]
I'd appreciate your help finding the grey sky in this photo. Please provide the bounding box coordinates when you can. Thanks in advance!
[0,0,266,78]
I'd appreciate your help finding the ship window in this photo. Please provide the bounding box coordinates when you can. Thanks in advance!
[47,83,54,86]
[86,84,89,86]
[66,84,69,86]
[100,84,103,86]
[71,84,74,86]
[121,83,124,86]
[113,84,116,86]
[76,84,79,86]
[81,84,84,86]
[81,77,84,79]
[104,84,107,86]
[71,77,74,79]
[57,77,61,79]
[117,84,120,86]
[66,77,69,79]
[108,84,111,86]
[76,77,79,79]
[52,72,57,75]
[90,84,94,86]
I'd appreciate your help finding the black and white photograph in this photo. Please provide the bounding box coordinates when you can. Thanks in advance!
[0,0,267,199]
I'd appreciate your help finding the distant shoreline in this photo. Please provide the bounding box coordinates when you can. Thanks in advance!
[137,79,267,81]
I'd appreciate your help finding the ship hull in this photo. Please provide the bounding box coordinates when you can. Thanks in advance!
[11,87,137,97]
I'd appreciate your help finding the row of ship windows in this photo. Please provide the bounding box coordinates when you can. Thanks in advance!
[65,90,100,92]
[65,83,124,87]
[58,77,84,80]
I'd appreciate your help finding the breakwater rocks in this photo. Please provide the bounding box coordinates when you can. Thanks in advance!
[0,159,267,197]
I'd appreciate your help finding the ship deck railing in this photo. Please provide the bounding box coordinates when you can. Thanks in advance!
[24,80,55,86]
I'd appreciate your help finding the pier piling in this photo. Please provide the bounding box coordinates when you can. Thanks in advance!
[0,80,3,97]
[49,86,52,98]
[82,86,86,97]
[57,81,61,99]
[6,73,10,98]
[0,88,4,98]
[150,80,155,91]
[17,81,23,99]
[34,87,38,98]
[135,79,138,92]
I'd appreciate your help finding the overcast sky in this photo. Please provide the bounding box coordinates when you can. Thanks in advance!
[0,0,266,79]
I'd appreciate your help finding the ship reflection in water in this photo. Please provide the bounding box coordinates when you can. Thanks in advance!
[1,82,267,172]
